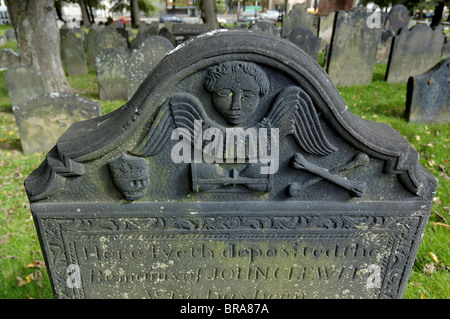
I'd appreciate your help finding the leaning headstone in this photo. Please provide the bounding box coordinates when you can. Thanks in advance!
[249,21,281,37]
[126,36,174,99]
[5,28,16,41]
[385,4,409,36]
[4,66,45,107]
[326,7,385,87]
[95,48,128,100]
[282,3,316,38]
[0,48,20,70]
[60,31,88,76]
[12,93,101,154]
[385,25,445,84]
[85,29,101,67]
[25,30,437,300]
[405,58,449,123]
[318,12,335,50]
[285,26,321,61]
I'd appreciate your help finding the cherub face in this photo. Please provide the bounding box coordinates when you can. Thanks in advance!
[210,73,260,126]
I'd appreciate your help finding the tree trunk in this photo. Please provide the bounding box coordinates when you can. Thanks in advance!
[130,0,141,28]
[79,0,91,28]
[5,0,73,93]
[430,1,444,28]
[200,0,220,29]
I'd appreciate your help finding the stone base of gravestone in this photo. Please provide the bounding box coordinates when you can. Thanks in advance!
[386,25,445,84]
[4,66,45,107]
[405,58,449,123]
[12,93,101,154]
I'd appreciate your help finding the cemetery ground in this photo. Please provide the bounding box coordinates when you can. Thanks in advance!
[0,29,449,300]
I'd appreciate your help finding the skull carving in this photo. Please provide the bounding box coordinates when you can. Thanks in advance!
[108,154,149,201]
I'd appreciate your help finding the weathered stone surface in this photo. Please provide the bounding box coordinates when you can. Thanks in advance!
[441,40,450,59]
[326,7,385,87]
[282,3,316,38]
[84,29,100,67]
[249,21,280,37]
[405,58,449,123]
[25,30,436,299]
[158,27,176,47]
[4,66,45,106]
[385,4,409,36]
[386,25,445,84]
[99,25,129,56]
[5,28,16,41]
[125,36,173,99]
[376,29,394,64]
[95,48,128,101]
[286,26,321,61]
[60,31,88,76]
[13,93,101,153]
[318,12,335,50]
[0,48,20,70]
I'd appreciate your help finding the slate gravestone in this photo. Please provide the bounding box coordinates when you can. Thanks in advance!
[285,26,321,61]
[85,29,100,66]
[159,27,176,47]
[99,25,129,56]
[60,32,88,76]
[13,93,101,154]
[386,25,445,84]
[318,12,335,50]
[326,7,385,87]
[131,23,160,50]
[376,29,394,64]
[125,36,174,99]
[25,30,437,299]
[0,48,20,70]
[282,4,316,38]
[249,21,280,37]
[5,28,16,41]
[95,48,128,101]
[4,66,45,107]
[385,4,409,36]
[405,58,450,123]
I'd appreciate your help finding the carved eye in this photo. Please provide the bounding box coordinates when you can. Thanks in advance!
[242,91,255,99]
[215,89,231,97]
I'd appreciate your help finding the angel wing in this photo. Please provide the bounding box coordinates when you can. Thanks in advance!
[264,86,337,156]
[132,93,221,156]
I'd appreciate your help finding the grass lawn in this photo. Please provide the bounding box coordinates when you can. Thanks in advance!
[0,25,449,299]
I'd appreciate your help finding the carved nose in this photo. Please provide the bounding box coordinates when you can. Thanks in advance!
[230,92,241,110]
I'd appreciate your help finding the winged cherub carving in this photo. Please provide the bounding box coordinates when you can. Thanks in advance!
[131,61,337,162]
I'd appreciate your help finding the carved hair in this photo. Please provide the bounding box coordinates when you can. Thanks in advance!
[204,61,270,96]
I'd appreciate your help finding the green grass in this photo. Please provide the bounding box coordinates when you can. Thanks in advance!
[0,40,448,299]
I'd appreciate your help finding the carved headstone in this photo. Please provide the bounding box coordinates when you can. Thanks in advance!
[95,48,128,101]
[386,25,445,84]
[60,31,88,76]
[405,58,449,123]
[25,30,437,299]
[12,93,101,154]
[4,66,45,107]
[326,7,385,87]
[125,36,174,99]
[285,26,321,61]
[282,4,316,38]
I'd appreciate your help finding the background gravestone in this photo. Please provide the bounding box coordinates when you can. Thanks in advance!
[405,58,449,123]
[385,4,409,36]
[4,65,45,106]
[95,48,128,101]
[386,25,445,84]
[442,41,450,59]
[282,3,316,38]
[126,36,174,99]
[249,21,281,37]
[158,27,176,47]
[85,29,100,67]
[326,7,385,87]
[285,26,321,61]
[318,12,335,50]
[60,31,88,76]
[13,93,101,154]
[0,48,20,70]
[25,31,437,299]
[99,25,129,56]
[5,28,16,42]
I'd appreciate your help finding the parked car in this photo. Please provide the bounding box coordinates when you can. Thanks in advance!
[160,14,184,23]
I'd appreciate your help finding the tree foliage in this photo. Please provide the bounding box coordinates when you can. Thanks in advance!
[109,0,158,17]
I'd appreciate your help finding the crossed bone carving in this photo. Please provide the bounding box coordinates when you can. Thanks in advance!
[289,152,369,197]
